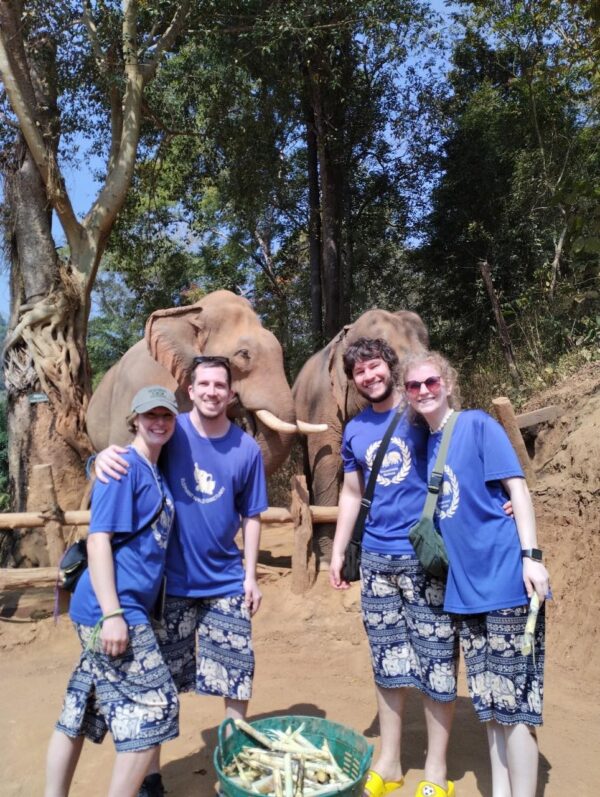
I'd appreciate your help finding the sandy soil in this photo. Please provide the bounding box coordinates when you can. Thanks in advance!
[1,361,599,796]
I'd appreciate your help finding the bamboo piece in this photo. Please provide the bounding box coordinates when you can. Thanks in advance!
[0,567,57,590]
[515,405,560,429]
[0,505,338,531]
[27,464,66,567]
[227,720,353,796]
[492,397,536,486]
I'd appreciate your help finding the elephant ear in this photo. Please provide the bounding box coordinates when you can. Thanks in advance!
[327,325,352,413]
[145,304,209,387]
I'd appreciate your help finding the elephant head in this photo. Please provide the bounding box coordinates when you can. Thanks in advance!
[87,290,321,476]
[292,308,429,511]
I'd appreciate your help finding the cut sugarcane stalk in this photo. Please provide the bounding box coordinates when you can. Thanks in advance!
[235,719,276,750]
[521,592,540,658]
[284,753,294,797]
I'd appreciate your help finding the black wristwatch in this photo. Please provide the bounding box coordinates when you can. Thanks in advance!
[521,548,543,562]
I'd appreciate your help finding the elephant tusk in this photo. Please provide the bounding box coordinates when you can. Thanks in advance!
[296,419,329,434]
[255,409,298,434]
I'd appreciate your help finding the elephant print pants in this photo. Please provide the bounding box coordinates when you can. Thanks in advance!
[361,551,458,702]
[457,603,545,726]
[156,595,254,701]
[56,623,179,752]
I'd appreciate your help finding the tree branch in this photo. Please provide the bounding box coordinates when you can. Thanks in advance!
[0,9,81,245]
[143,0,192,82]
[82,0,191,276]
[81,0,107,72]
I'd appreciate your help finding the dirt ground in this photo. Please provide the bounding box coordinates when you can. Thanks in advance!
[1,361,599,796]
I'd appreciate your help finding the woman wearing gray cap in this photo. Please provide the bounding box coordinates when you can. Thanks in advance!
[45,387,180,797]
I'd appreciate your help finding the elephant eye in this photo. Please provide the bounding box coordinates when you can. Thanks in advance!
[235,348,251,361]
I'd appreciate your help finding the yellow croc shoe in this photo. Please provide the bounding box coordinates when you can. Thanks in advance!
[414,780,455,797]
[363,769,405,797]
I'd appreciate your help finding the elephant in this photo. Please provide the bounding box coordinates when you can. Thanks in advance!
[87,290,321,477]
[292,308,429,555]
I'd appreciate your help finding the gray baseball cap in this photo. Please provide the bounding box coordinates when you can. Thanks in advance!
[130,385,178,415]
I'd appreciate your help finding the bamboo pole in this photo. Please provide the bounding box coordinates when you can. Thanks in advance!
[492,396,536,486]
[0,505,339,531]
[27,464,66,567]
[0,567,57,589]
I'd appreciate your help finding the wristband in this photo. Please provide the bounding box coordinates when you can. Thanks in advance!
[521,548,543,562]
[86,608,125,652]
[101,608,125,622]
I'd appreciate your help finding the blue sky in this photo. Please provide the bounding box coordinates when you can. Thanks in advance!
[0,0,456,321]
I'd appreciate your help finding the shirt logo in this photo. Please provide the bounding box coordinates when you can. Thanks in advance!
[437,465,459,518]
[180,462,226,504]
[365,436,411,486]
[194,463,216,495]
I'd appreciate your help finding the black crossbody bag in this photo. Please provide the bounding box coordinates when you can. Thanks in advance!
[58,496,167,593]
[342,406,404,582]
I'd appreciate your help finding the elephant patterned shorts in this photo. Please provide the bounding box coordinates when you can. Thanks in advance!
[457,604,545,726]
[56,623,179,752]
[361,551,458,701]
[156,595,254,701]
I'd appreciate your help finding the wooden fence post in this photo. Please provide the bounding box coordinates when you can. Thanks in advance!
[28,464,66,566]
[492,397,536,487]
[290,475,317,594]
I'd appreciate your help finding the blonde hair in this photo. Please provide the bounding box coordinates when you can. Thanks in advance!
[401,350,462,422]
[126,412,138,435]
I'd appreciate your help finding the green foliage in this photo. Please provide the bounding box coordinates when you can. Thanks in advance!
[102,0,441,369]
[87,274,146,387]
[415,1,600,371]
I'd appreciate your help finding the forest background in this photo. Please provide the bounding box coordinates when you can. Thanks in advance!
[0,0,599,530]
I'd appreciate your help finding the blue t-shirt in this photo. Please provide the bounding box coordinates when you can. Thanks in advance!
[428,410,528,614]
[70,448,175,627]
[160,414,268,598]
[342,407,428,555]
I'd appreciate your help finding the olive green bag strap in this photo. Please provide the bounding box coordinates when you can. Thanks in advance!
[421,411,461,519]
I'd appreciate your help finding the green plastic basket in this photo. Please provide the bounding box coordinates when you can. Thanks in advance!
[214,714,373,797]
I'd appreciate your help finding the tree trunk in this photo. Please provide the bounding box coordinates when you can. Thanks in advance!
[479,260,521,385]
[304,99,323,351]
[308,67,345,341]
[1,140,91,566]
[0,0,191,566]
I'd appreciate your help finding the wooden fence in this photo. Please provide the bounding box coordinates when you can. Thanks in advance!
[0,398,560,605]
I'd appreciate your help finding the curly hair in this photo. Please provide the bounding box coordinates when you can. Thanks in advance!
[400,350,462,421]
[342,337,400,384]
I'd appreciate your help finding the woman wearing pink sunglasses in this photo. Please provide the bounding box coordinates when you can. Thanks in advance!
[402,351,549,797]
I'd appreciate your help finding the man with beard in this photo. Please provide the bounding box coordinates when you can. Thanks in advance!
[329,337,457,797]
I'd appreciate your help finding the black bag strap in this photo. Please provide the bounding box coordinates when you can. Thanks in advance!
[111,495,166,552]
[420,411,461,521]
[350,405,404,545]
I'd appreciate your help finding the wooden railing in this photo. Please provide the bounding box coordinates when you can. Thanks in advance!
[0,397,560,599]
[0,475,336,594]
